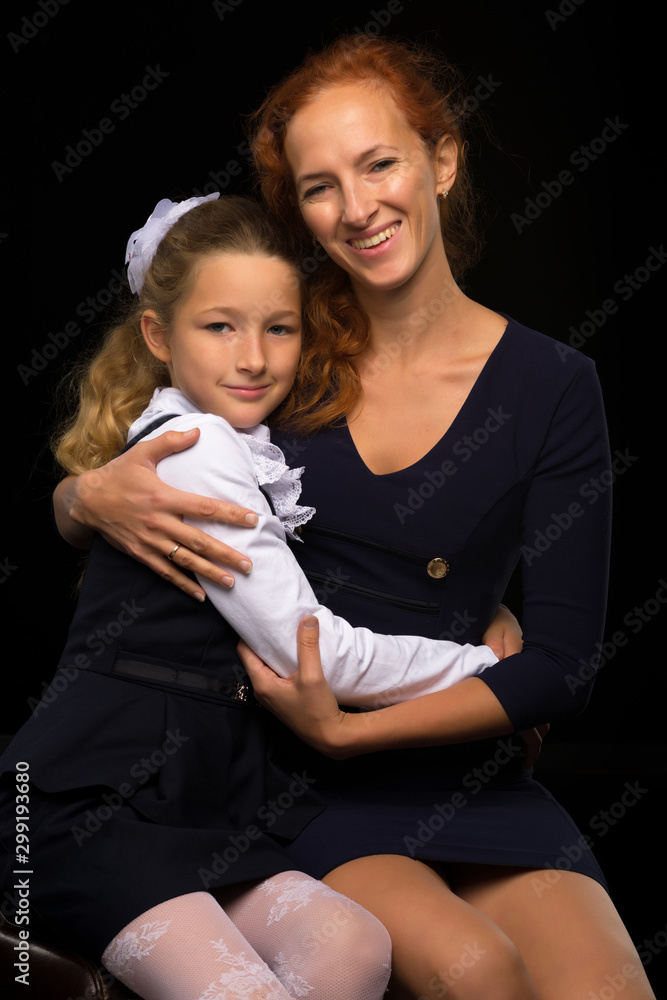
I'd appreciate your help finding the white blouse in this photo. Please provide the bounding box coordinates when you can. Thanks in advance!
[128,388,497,708]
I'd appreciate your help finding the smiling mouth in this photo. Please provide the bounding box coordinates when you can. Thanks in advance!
[348,224,400,250]
[225,385,270,396]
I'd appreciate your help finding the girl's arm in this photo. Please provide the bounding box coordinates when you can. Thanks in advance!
[150,412,499,708]
[53,422,522,653]
[53,428,260,600]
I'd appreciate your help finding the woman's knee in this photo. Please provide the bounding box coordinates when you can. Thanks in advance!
[400,928,537,1000]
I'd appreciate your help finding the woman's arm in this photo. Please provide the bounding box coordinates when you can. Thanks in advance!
[475,358,612,729]
[54,475,98,550]
[240,618,548,762]
[239,617,514,759]
[53,428,260,600]
[240,619,546,762]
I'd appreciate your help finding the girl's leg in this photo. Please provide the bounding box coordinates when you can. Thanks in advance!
[101,891,294,1000]
[449,863,656,1000]
[216,869,392,999]
[322,854,541,1000]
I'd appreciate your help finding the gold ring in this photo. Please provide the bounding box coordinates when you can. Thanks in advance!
[167,544,181,561]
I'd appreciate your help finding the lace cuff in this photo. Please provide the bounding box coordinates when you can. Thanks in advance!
[238,426,315,541]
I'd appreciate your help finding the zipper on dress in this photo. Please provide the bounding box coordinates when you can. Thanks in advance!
[300,523,442,568]
[305,571,440,613]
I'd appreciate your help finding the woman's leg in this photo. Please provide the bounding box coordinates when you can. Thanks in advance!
[449,863,656,1000]
[101,891,295,1000]
[216,869,392,999]
[322,854,541,1000]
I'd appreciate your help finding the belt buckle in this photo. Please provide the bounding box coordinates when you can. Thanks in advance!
[232,683,250,703]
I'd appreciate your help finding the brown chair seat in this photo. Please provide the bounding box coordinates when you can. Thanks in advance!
[0,914,140,999]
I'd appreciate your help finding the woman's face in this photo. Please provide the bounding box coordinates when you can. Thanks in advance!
[284,82,454,295]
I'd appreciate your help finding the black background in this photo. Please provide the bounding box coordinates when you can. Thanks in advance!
[4,0,665,993]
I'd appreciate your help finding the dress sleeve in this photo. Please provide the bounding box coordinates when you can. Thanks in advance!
[479,357,612,729]
[151,414,497,708]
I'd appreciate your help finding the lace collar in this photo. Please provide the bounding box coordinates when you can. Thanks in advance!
[238,424,315,541]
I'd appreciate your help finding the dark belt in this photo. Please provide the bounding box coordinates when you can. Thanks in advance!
[112,657,253,703]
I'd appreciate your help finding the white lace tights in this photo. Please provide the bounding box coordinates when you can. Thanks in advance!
[101,871,391,999]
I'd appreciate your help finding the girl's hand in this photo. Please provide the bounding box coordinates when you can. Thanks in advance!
[55,428,258,600]
[482,605,523,660]
[519,723,550,769]
[238,616,352,758]
[483,608,548,766]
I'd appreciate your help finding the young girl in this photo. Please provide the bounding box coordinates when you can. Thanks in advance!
[0,193,499,1000]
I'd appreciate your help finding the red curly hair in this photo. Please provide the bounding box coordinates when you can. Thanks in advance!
[248,34,482,434]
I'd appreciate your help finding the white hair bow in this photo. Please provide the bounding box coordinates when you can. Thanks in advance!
[125,193,220,295]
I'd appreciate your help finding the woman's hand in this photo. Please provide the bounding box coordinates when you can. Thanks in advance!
[482,605,523,660]
[238,616,352,758]
[54,429,259,601]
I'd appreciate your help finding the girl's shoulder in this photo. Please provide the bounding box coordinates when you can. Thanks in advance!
[129,388,252,457]
[127,389,260,493]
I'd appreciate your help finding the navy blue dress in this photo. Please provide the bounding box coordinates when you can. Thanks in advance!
[0,431,323,959]
[271,319,610,886]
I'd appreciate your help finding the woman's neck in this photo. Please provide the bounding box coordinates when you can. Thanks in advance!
[350,250,481,367]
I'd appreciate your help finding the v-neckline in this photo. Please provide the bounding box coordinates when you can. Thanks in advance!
[344,319,512,478]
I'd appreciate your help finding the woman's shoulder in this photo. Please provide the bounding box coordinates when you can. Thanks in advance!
[486,318,606,450]
[500,315,596,380]
[486,316,601,416]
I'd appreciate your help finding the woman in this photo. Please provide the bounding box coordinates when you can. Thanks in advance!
[53,36,655,1000]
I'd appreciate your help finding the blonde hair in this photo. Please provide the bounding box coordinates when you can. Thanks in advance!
[53,196,303,474]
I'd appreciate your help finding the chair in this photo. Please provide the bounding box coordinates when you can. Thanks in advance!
[0,913,139,999]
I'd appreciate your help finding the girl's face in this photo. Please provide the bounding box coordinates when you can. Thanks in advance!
[142,253,302,429]
[284,82,455,295]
